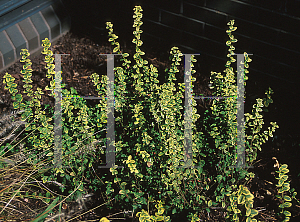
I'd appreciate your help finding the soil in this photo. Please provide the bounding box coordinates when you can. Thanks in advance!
[0,29,300,221]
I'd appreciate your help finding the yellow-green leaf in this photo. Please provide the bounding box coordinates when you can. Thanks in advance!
[208,200,212,207]
[245,208,251,217]
[250,209,258,217]
[222,201,226,208]
[157,207,164,215]
[233,214,238,220]
[282,186,290,192]
[156,215,164,221]
[284,202,292,208]
[114,177,121,183]
[234,208,241,214]
[230,26,237,32]
[238,195,245,204]
[245,193,254,201]
[99,217,110,222]
[113,47,119,53]
[280,164,288,171]
[46,152,53,156]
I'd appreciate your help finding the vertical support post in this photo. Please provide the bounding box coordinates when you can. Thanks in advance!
[177,54,201,169]
[48,50,253,172]
[98,54,123,169]
[236,54,246,168]
[54,53,69,168]
[231,53,253,169]
[51,53,123,169]
[105,54,116,168]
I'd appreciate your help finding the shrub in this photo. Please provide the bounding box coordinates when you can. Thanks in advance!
[2,41,107,203]
[101,6,297,221]
[1,5,299,222]
[274,163,297,222]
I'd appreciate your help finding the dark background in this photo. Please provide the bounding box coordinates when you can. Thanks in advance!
[60,0,300,138]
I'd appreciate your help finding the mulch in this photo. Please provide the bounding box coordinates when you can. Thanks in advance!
[0,31,299,221]
[0,31,213,115]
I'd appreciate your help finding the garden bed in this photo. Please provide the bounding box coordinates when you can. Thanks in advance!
[0,30,213,221]
[0,30,300,221]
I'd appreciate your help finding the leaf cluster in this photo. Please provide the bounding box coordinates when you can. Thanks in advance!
[1,5,299,222]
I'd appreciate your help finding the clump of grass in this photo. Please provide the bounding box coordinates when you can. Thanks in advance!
[0,108,27,166]
[0,101,121,221]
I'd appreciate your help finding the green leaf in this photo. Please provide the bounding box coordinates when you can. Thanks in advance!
[279,188,285,193]
[13,102,20,109]
[157,207,164,215]
[246,208,251,217]
[46,152,53,157]
[156,215,165,221]
[237,194,244,205]
[283,196,292,202]
[284,202,292,208]
[280,164,288,171]
[216,175,223,182]
[15,94,23,103]
[282,185,290,192]
[172,208,176,214]
[114,177,121,183]
[280,175,289,181]
[230,26,237,32]
[208,200,212,207]
[233,207,241,214]
[245,193,254,201]
[11,82,17,88]
[233,214,238,220]
[283,210,291,217]
[166,191,173,195]
[113,47,119,53]
[222,201,226,208]
[249,209,258,217]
